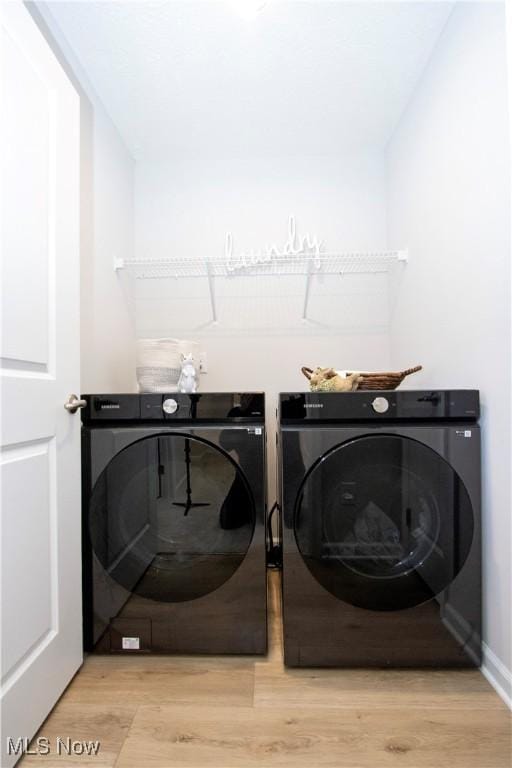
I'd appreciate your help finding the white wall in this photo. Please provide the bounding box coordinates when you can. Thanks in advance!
[387,2,511,704]
[135,153,386,261]
[134,152,392,360]
[30,2,138,394]
[134,152,395,334]
[82,107,137,393]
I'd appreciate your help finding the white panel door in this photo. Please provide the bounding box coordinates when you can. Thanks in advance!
[0,3,82,766]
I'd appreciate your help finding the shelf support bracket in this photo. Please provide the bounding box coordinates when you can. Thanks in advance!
[205,260,217,324]
[302,260,314,321]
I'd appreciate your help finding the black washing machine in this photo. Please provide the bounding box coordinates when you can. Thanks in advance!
[279,390,481,668]
[82,392,266,654]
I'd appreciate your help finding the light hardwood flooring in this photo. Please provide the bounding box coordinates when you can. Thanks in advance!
[22,573,511,768]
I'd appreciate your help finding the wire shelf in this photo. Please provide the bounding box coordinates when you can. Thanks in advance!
[118,250,407,280]
[119,249,407,326]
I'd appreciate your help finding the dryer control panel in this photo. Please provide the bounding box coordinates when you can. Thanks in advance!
[280,390,479,422]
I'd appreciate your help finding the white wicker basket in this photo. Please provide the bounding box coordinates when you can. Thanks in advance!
[136,338,200,393]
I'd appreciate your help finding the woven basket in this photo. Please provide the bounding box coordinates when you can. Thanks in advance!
[136,338,200,393]
[301,365,422,391]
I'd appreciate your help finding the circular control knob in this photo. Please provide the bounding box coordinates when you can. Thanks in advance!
[162,398,178,415]
[372,396,389,414]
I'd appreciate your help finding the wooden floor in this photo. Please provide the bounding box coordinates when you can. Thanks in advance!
[22,573,511,768]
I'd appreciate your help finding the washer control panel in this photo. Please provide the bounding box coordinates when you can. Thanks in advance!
[162,398,179,415]
[372,396,390,414]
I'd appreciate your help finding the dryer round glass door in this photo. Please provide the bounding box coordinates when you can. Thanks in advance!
[294,434,474,610]
[88,434,255,602]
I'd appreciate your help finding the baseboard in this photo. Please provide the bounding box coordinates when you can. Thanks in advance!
[481,642,512,710]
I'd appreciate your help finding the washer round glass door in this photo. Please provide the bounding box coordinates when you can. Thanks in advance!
[89,434,255,602]
[294,434,474,610]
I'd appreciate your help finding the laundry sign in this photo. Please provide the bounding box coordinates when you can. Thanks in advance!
[225,215,323,273]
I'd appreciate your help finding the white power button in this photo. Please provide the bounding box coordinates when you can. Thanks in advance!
[372,396,389,414]
[162,398,178,415]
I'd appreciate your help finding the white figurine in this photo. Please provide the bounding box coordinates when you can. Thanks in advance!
[177,353,198,393]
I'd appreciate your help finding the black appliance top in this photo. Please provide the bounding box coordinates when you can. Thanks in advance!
[81,392,265,424]
[279,390,479,423]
